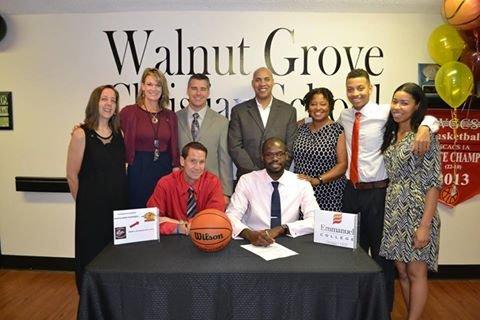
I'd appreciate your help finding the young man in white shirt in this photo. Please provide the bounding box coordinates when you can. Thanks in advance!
[226,137,319,246]
[338,68,439,311]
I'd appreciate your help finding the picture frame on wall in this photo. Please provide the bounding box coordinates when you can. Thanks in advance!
[418,63,439,97]
[0,91,13,130]
[418,63,449,109]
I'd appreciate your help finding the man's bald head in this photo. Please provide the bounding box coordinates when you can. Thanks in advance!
[262,137,286,154]
[252,67,273,80]
[251,67,274,105]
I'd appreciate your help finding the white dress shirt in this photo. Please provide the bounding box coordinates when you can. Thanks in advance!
[338,101,440,182]
[226,169,320,238]
[255,97,273,127]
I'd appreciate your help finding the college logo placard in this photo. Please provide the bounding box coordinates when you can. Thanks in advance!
[314,210,359,249]
[332,213,342,224]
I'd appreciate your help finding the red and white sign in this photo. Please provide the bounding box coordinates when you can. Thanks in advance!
[314,210,359,249]
[427,108,480,207]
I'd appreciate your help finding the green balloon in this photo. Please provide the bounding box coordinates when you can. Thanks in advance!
[428,24,465,65]
[435,61,474,109]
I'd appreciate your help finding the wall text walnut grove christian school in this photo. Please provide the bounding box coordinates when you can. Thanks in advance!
[103,28,385,116]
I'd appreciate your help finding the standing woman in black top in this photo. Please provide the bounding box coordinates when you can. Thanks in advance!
[67,85,127,293]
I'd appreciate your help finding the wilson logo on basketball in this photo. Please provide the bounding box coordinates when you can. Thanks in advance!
[332,213,342,224]
[189,209,232,252]
[193,232,224,241]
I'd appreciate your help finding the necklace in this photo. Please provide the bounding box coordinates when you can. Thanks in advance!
[151,112,159,124]
[140,105,162,162]
[143,105,160,123]
[94,130,113,140]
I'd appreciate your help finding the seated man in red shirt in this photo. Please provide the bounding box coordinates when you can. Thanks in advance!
[147,141,225,235]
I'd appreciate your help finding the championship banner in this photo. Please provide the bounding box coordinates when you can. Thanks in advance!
[314,210,359,249]
[427,108,480,207]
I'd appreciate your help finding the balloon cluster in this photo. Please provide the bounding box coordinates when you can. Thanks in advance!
[427,0,480,199]
[428,0,479,109]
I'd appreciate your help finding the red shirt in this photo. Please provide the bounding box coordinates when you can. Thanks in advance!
[146,170,225,235]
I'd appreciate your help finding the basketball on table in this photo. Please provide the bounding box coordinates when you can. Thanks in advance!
[189,209,232,252]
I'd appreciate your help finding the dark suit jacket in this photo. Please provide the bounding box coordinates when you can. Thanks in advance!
[177,107,233,196]
[228,97,297,178]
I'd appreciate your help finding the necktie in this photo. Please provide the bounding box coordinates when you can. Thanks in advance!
[270,181,281,228]
[186,187,197,218]
[191,113,200,141]
[350,112,361,184]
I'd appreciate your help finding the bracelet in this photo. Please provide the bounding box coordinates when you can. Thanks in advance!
[418,224,431,229]
[415,224,431,232]
[318,176,323,184]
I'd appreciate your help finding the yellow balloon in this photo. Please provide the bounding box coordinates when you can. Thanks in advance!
[435,61,473,109]
[428,24,465,65]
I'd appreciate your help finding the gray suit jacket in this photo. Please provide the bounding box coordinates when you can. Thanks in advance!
[228,97,297,178]
[177,107,233,196]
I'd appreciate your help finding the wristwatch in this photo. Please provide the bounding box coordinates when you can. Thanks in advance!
[318,175,323,184]
[281,224,289,235]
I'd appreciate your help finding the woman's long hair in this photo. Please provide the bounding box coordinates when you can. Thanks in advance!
[83,85,121,133]
[381,82,427,152]
[136,67,170,109]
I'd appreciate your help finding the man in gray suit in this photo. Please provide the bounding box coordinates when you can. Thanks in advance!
[177,74,233,205]
[228,67,297,179]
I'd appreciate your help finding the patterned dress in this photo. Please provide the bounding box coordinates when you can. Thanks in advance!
[379,132,442,271]
[293,122,346,211]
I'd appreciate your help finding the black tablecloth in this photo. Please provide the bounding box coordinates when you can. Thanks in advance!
[78,235,388,320]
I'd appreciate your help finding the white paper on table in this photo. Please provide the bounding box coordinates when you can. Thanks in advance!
[241,243,298,261]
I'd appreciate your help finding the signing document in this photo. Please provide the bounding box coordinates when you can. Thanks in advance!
[241,243,298,261]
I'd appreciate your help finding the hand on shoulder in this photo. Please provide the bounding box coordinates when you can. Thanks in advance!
[71,127,85,140]
[70,122,83,136]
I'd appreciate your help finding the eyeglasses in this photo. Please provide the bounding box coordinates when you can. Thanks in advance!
[263,151,286,159]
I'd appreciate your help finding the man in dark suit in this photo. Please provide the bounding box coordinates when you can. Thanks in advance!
[177,74,233,205]
[228,67,297,179]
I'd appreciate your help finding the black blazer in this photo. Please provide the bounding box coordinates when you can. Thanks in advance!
[228,97,297,178]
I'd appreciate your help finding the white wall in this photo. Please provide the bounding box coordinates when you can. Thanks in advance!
[0,11,478,263]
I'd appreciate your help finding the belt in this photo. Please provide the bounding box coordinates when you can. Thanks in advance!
[348,179,389,190]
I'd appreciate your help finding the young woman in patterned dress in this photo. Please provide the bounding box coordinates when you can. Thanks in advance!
[379,83,442,320]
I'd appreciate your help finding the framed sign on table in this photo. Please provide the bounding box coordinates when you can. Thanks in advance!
[314,210,359,249]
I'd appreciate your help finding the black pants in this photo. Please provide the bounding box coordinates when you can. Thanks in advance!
[342,182,395,312]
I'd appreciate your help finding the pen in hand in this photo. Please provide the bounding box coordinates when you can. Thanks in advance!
[264,230,275,245]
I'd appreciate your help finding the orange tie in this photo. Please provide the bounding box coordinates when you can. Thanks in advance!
[350,112,361,184]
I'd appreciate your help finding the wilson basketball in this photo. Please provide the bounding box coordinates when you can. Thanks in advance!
[442,0,480,30]
[189,209,232,252]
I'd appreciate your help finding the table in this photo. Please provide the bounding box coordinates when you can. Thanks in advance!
[78,235,388,320]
